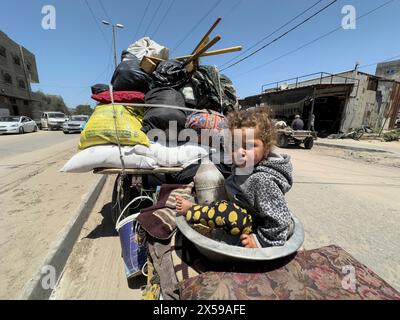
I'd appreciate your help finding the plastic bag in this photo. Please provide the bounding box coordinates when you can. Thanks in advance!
[152,60,189,89]
[125,37,169,61]
[111,59,154,93]
[79,104,150,150]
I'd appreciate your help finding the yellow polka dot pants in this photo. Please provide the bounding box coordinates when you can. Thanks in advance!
[185,201,253,236]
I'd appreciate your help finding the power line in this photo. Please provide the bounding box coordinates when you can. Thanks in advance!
[152,0,176,38]
[232,0,397,78]
[220,0,338,72]
[143,0,164,37]
[172,0,223,53]
[98,0,112,22]
[219,0,325,68]
[134,0,153,40]
[83,0,111,47]
[359,54,400,69]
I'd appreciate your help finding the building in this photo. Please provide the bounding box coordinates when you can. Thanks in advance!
[0,31,39,117]
[376,59,400,82]
[240,69,400,136]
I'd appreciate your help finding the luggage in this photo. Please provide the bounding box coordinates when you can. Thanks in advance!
[151,60,189,89]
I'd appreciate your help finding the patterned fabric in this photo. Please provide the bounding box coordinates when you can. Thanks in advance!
[185,201,253,236]
[185,110,227,133]
[138,183,194,240]
[178,245,400,300]
[91,90,145,104]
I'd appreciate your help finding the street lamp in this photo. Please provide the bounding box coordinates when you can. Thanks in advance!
[102,20,124,69]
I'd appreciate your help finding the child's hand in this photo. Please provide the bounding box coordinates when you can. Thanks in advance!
[240,234,258,248]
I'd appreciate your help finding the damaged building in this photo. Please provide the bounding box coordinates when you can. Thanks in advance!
[240,67,400,136]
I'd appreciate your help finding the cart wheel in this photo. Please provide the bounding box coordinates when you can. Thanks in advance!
[277,134,289,148]
[304,137,314,149]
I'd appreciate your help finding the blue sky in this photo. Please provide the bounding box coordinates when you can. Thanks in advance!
[1,0,399,108]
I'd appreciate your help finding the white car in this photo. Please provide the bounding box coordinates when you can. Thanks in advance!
[0,116,38,134]
[63,115,89,134]
[41,112,67,131]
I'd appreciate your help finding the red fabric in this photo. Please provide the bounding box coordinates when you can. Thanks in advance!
[91,91,145,104]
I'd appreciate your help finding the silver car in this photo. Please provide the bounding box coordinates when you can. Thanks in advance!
[63,115,89,134]
[0,116,38,134]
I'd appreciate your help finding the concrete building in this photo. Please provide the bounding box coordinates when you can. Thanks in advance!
[376,59,400,82]
[0,31,39,117]
[240,70,400,136]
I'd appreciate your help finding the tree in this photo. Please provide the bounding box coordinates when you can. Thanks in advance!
[73,104,93,115]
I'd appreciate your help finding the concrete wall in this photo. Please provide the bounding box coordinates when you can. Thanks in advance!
[376,60,400,82]
[0,31,39,117]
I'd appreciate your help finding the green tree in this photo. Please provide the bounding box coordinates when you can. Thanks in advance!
[73,104,93,115]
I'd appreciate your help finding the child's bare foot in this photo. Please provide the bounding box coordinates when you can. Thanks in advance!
[240,234,258,248]
[176,195,194,215]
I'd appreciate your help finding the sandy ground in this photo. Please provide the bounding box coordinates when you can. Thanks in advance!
[52,143,400,299]
[0,133,97,299]
[50,176,143,300]
[284,146,400,291]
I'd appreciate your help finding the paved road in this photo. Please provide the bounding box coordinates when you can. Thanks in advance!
[0,130,97,299]
[0,130,78,160]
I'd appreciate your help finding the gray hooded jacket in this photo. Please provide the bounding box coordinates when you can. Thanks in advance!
[226,152,294,247]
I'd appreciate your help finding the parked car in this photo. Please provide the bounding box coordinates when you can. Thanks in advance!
[396,118,400,129]
[0,116,38,134]
[41,112,67,131]
[63,115,89,134]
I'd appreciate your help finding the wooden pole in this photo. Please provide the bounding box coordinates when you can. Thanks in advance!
[175,46,242,61]
[191,17,222,55]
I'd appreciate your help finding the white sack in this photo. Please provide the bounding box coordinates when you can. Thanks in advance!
[60,145,157,173]
[125,37,169,62]
[132,143,209,167]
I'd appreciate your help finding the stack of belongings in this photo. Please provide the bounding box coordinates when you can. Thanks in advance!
[61,18,241,174]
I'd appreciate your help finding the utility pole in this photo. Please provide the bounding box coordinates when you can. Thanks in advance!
[102,21,124,69]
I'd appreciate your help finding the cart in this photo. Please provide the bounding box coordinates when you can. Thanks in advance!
[276,128,317,149]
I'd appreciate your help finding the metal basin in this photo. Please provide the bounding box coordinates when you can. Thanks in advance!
[176,215,305,262]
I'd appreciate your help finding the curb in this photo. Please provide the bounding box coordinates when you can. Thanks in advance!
[314,141,391,154]
[19,174,108,300]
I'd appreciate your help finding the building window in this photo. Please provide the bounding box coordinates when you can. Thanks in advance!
[3,72,12,84]
[26,63,31,71]
[23,100,29,106]
[13,55,21,66]
[0,46,6,58]
[10,97,17,104]
[367,79,378,91]
[18,79,26,89]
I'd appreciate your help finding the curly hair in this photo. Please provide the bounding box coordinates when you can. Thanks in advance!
[227,107,276,150]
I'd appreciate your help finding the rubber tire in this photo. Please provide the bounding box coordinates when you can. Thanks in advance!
[304,137,314,149]
[34,126,38,132]
[277,134,289,148]
[19,127,24,134]
[63,131,69,134]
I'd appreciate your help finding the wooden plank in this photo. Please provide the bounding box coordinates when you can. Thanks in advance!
[183,35,221,66]
[191,18,222,55]
[93,167,184,175]
[175,46,242,61]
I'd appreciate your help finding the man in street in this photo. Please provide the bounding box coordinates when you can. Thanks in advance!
[291,115,304,130]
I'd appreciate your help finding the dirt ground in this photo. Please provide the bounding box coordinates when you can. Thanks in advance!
[0,136,97,299]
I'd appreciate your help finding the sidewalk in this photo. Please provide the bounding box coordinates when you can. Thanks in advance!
[314,138,400,156]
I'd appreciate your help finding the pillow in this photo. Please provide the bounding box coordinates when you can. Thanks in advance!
[91,91,145,104]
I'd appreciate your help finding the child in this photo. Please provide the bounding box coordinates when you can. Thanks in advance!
[176,107,294,248]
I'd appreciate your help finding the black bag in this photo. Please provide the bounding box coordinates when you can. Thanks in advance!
[111,57,154,93]
[152,60,189,89]
[142,87,188,134]
[91,84,109,95]
[191,65,238,114]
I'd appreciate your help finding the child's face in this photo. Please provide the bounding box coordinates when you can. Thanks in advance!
[231,127,268,169]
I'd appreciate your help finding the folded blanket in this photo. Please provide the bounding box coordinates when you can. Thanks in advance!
[137,183,194,240]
